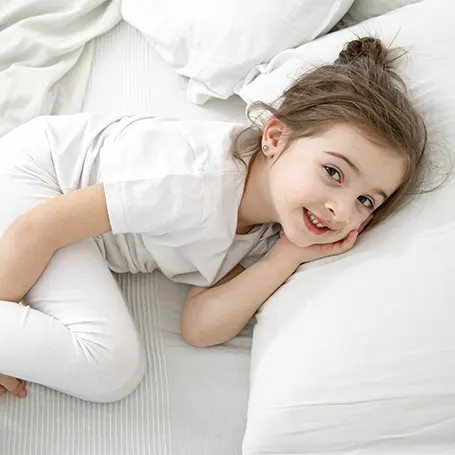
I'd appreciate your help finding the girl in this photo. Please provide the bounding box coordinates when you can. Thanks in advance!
[0,37,427,402]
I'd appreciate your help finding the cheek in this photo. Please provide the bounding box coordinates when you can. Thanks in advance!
[291,173,323,202]
[271,162,326,208]
[271,170,304,202]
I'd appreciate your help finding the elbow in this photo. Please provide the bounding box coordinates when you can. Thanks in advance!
[181,332,210,348]
[181,290,239,347]
[180,321,215,348]
[180,297,220,348]
[181,320,236,348]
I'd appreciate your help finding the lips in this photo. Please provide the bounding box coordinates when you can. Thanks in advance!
[303,208,331,235]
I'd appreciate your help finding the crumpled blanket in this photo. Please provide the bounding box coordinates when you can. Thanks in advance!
[0,0,121,138]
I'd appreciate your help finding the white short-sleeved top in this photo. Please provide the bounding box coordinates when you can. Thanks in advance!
[41,113,279,286]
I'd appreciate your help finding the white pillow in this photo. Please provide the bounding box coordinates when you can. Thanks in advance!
[121,0,354,105]
[241,1,455,453]
[345,0,424,25]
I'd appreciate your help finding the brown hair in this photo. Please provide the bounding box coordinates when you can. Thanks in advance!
[233,36,429,229]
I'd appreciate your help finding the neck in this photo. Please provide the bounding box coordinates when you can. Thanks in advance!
[237,154,276,233]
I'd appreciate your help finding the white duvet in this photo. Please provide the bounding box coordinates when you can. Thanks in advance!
[0,0,121,138]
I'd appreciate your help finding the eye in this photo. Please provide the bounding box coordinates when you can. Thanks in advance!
[324,166,342,182]
[358,195,375,210]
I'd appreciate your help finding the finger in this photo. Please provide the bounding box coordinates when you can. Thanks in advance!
[13,383,27,398]
[13,382,27,398]
[340,230,358,251]
[0,386,6,394]
[323,231,357,256]
[1,376,27,398]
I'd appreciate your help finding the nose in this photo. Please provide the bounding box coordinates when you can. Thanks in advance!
[324,197,353,225]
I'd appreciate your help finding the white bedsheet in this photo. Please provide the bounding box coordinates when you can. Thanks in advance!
[0,0,121,138]
[1,21,251,455]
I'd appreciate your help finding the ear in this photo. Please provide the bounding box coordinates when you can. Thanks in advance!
[261,117,287,158]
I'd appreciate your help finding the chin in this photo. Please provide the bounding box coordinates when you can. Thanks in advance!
[283,227,314,248]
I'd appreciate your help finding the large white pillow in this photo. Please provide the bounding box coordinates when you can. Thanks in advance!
[121,0,354,105]
[240,1,455,453]
[345,0,424,24]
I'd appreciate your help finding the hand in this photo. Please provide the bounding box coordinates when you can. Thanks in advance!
[267,215,373,268]
[0,374,27,398]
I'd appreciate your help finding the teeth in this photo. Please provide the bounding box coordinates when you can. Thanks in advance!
[307,210,325,228]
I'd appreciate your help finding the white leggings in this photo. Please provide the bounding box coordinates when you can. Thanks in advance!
[0,122,145,403]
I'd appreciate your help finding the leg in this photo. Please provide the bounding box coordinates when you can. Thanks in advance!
[0,240,145,402]
[0,119,145,402]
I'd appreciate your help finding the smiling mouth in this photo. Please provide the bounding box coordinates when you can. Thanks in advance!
[303,208,331,235]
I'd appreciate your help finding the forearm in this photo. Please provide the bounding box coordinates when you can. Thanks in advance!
[181,255,298,347]
[0,184,111,304]
[0,215,54,303]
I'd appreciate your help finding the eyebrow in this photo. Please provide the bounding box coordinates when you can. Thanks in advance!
[324,151,389,201]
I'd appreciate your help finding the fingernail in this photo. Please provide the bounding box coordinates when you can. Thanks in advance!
[18,389,27,397]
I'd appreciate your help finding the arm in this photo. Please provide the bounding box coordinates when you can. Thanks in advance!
[0,184,111,303]
[181,230,362,348]
[181,254,298,348]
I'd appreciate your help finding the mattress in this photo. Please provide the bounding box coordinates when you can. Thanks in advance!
[1,21,252,455]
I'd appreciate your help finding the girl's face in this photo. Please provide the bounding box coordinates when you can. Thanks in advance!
[263,121,406,248]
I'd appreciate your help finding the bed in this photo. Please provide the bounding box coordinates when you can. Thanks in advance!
[1,20,252,455]
[4,1,455,454]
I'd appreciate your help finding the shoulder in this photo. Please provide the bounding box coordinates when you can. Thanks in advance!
[108,117,246,175]
[101,117,248,234]
[176,120,247,174]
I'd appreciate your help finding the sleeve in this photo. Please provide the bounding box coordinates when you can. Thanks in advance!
[101,118,205,235]
[240,226,281,269]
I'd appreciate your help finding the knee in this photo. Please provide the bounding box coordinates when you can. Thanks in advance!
[73,330,146,403]
[99,337,146,403]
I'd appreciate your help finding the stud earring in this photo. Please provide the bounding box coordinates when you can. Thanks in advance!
[262,144,269,153]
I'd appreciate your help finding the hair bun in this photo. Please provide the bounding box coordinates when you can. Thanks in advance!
[336,37,389,69]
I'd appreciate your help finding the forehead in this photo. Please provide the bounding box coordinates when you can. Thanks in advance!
[299,124,407,192]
